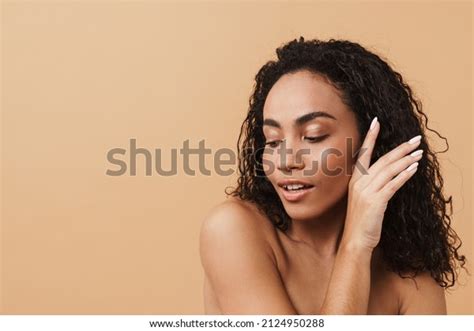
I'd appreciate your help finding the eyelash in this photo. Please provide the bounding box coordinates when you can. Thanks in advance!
[264,135,329,148]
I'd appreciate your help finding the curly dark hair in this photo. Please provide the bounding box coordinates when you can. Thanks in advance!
[226,36,468,289]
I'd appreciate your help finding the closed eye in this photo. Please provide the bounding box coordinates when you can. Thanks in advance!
[264,140,283,148]
[265,135,329,147]
[304,134,329,143]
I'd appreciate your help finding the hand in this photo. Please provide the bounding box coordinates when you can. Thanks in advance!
[340,117,423,251]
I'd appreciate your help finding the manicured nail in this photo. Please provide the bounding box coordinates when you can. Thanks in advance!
[410,149,423,157]
[408,135,421,144]
[405,162,419,172]
[370,117,378,130]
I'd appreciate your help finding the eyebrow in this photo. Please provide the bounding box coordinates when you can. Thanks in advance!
[263,111,337,129]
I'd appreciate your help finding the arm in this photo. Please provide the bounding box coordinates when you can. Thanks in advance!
[318,118,424,314]
[199,201,298,314]
[319,241,373,314]
[398,272,447,314]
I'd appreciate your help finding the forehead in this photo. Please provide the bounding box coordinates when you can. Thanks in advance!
[263,70,350,123]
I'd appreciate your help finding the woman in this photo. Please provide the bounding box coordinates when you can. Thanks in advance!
[199,37,467,314]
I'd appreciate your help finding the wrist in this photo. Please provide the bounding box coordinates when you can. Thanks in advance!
[338,238,374,256]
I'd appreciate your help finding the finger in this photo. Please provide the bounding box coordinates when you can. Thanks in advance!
[380,161,419,199]
[352,117,380,180]
[368,149,423,192]
[368,135,422,177]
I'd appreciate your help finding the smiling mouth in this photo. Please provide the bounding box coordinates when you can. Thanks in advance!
[279,184,316,202]
[282,184,314,191]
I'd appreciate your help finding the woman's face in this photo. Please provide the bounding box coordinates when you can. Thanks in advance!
[262,70,361,221]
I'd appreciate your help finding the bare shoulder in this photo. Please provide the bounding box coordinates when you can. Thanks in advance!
[392,270,447,314]
[199,197,277,254]
[199,197,296,314]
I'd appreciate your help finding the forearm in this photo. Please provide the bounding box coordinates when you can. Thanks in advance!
[319,240,373,314]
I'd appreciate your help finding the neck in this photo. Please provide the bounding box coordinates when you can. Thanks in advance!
[284,194,348,258]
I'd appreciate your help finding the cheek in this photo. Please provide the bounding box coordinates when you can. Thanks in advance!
[262,151,277,181]
[319,145,352,187]
[309,156,349,209]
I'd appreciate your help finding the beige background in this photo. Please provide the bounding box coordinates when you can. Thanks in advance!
[1,0,472,314]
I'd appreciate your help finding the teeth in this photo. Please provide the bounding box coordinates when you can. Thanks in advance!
[284,184,306,191]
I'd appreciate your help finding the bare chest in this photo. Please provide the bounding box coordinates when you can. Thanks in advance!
[274,243,400,315]
[203,232,400,315]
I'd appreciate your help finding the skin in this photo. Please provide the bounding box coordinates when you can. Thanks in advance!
[261,70,359,257]
[199,70,447,314]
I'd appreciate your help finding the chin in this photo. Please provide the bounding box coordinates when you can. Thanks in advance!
[281,202,324,221]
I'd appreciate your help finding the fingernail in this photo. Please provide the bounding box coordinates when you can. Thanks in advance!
[405,162,419,172]
[408,135,421,144]
[410,149,423,157]
[370,117,378,130]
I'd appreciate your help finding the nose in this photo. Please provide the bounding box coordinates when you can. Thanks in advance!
[276,139,305,172]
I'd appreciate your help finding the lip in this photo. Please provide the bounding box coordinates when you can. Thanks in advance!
[277,179,316,203]
[277,179,314,188]
[279,185,316,202]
